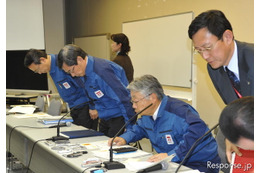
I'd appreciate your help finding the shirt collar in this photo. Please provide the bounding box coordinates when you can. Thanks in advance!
[153,102,162,120]
[224,41,240,80]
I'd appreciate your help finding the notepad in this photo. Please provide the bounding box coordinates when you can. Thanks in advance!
[61,130,104,139]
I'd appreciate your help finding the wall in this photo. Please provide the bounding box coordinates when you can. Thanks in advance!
[43,0,66,94]
[43,0,65,54]
[6,0,45,50]
[64,0,254,127]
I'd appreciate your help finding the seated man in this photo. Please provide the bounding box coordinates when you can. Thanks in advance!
[108,75,220,172]
[219,96,254,151]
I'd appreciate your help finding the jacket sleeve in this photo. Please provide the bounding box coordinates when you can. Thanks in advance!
[167,105,208,162]
[119,118,147,143]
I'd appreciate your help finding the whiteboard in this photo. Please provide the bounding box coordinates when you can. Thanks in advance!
[123,12,193,87]
[6,0,45,50]
[74,34,111,60]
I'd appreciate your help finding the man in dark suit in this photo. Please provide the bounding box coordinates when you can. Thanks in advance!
[188,10,254,173]
[207,41,254,104]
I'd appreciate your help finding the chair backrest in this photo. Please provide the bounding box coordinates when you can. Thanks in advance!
[47,98,63,116]
[35,95,46,112]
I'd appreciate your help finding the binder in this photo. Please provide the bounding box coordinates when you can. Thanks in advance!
[61,129,104,139]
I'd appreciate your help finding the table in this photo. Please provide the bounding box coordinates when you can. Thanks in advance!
[6,94,38,104]
[6,115,194,173]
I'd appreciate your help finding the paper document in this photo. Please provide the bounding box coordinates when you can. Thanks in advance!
[125,158,200,172]
[81,140,110,150]
[10,104,36,107]
[91,147,152,160]
[82,140,152,160]
[124,159,159,171]
[8,106,36,114]
[12,112,51,119]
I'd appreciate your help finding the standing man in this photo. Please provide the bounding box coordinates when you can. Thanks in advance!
[57,44,135,137]
[24,49,98,130]
[109,75,220,173]
[188,10,254,172]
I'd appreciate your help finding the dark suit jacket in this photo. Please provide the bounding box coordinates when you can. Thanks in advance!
[113,53,134,83]
[207,41,254,104]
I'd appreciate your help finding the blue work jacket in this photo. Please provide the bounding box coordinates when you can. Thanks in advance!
[76,56,135,126]
[49,54,88,108]
[120,95,219,165]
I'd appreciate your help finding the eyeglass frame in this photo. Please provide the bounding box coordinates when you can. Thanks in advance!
[65,65,76,74]
[193,38,222,55]
[131,93,151,104]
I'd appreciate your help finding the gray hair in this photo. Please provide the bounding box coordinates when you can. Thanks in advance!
[57,44,88,68]
[128,75,164,100]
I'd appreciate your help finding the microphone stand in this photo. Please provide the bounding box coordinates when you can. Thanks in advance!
[175,123,219,173]
[103,103,153,170]
[50,101,90,142]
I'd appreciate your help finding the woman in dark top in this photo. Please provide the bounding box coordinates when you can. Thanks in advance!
[111,33,134,83]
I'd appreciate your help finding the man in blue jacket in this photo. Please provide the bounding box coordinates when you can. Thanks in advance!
[57,44,136,137]
[24,49,98,129]
[109,75,220,172]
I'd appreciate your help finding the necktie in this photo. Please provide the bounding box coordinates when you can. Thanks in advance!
[225,67,241,94]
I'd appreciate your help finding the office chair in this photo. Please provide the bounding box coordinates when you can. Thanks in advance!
[47,98,63,116]
[35,95,46,112]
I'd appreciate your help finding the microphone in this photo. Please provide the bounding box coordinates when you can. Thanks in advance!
[48,121,72,128]
[50,101,90,142]
[137,161,168,173]
[175,123,219,173]
[103,103,153,170]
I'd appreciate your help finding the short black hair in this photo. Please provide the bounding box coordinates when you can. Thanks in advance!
[24,49,47,67]
[219,96,254,144]
[188,10,233,40]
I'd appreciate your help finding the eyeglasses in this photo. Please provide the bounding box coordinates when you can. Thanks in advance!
[193,39,221,55]
[66,65,75,74]
[131,94,151,104]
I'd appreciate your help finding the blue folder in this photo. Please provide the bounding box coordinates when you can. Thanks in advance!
[40,119,73,125]
[61,129,104,139]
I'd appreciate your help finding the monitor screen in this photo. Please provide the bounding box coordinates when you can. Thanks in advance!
[6,50,48,92]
